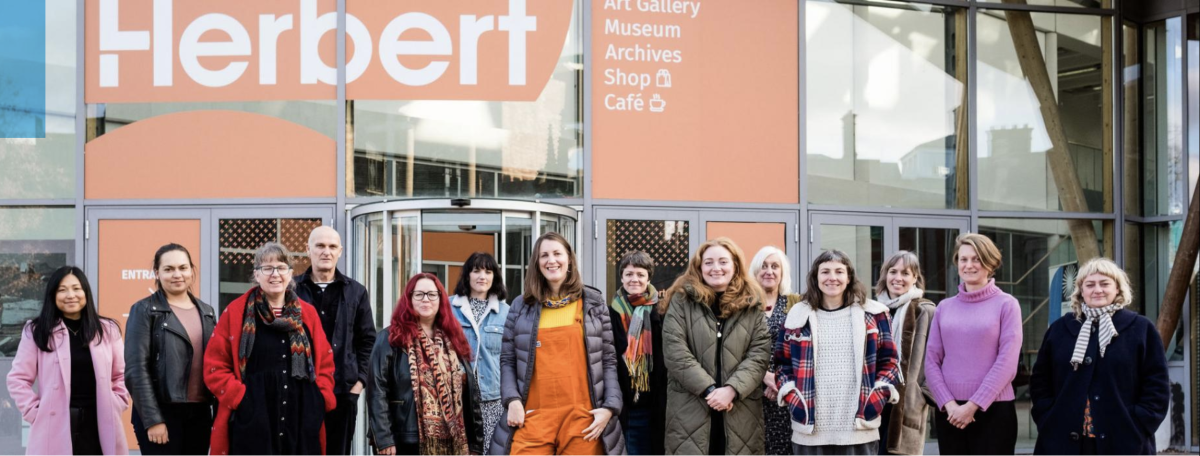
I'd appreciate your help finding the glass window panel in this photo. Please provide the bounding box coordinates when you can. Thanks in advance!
[392,214,419,319]
[977,11,1110,213]
[817,224,884,287]
[0,207,74,455]
[995,0,1110,7]
[605,219,690,299]
[420,211,501,288]
[806,1,967,209]
[979,218,1109,447]
[349,2,583,201]
[354,213,384,328]
[1140,19,1187,217]
[217,218,320,314]
[0,1,76,199]
[897,226,960,302]
[88,100,338,140]
[504,216,534,299]
[1124,21,1143,216]
[1188,14,1198,200]
[1124,222,1186,362]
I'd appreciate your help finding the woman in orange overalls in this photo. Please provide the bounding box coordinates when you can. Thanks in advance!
[488,232,626,455]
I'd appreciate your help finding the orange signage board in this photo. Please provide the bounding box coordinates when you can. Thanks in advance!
[96,218,202,450]
[707,222,786,270]
[86,0,573,103]
[591,0,799,203]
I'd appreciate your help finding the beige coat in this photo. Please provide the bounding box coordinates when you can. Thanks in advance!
[885,298,937,455]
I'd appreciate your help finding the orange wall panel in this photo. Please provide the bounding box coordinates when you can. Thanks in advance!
[591,0,799,204]
[85,111,335,200]
[707,222,786,270]
[422,232,495,264]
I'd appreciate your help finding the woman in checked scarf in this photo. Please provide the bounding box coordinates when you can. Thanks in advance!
[1029,257,1169,455]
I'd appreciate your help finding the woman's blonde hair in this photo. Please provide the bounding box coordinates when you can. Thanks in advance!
[952,233,1002,277]
[661,237,763,318]
[750,246,792,295]
[1069,257,1134,318]
[874,250,926,297]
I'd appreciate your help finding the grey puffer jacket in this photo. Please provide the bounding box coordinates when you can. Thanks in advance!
[489,286,625,455]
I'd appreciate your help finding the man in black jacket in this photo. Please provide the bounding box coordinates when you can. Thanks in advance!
[295,225,376,455]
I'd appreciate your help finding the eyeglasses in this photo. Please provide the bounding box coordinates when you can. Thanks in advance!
[256,266,292,276]
[412,291,440,302]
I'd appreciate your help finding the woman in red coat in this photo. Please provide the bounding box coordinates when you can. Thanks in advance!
[204,242,336,455]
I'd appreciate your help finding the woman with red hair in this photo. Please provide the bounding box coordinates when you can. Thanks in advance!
[367,273,485,455]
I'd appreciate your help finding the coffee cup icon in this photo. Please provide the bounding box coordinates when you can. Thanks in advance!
[650,94,666,112]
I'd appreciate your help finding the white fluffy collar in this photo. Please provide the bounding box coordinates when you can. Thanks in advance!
[784,298,887,330]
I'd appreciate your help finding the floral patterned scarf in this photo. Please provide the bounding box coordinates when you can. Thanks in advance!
[239,287,313,381]
[406,329,469,455]
[610,285,658,401]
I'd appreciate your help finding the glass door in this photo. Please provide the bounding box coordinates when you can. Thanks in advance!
[809,214,967,300]
[593,209,699,300]
[209,208,334,314]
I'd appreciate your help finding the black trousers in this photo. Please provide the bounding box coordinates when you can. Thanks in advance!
[325,393,360,455]
[132,403,214,455]
[935,400,1017,455]
[69,404,102,455]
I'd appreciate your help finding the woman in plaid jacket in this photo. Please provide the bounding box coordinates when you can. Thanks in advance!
[773,249,900,455]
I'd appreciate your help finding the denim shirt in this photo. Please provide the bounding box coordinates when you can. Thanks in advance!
[451,294,509,402]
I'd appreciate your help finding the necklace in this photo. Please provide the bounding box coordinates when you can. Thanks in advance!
[64,325,79,336]
[543,295,572,309]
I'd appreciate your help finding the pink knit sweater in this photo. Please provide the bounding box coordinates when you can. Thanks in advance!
[924,279,1023,411]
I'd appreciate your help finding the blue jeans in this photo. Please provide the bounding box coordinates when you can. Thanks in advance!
[624,405,653,455]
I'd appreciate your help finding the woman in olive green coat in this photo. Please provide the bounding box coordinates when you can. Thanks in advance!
[661,238,772,455]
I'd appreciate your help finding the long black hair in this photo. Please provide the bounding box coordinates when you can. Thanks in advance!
[30,266,117,352]
[153,243,196,294]
[453,252,507,301]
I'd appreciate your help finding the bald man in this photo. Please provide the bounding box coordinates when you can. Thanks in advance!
[294,226,376,455]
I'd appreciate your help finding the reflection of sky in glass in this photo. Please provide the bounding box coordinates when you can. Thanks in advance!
[1189,24,1198,198]
[45,0,75,134]
[806,3,961,163]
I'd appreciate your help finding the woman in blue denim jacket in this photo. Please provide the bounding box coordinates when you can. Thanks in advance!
[450,252,511,452]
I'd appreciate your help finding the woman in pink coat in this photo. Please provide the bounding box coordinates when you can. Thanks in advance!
[6,266,131,455]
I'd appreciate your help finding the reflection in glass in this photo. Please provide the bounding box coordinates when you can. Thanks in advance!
[1188,14,1198,200]
[0,208,74,454]
[806,1,966,209]
[604,220,690,300]
[979,218,1108,446]
[976,11,1110,213]
[1123,222,1185,362]
[0,0,76,199]
[1140,19,1187,216]
[87,100,339,140]
[217,218,319,314]
[349,3,583,200]
[1124,21,1142,216]
[897,227,960,302]
[355,213,384,328]
[420,212,501,287]
[391,214,419,323]
[817,224,884,287]
[505,216,534,298]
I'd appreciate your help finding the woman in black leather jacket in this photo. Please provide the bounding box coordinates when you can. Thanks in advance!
[368,273,484,455]
[124,243,217,455]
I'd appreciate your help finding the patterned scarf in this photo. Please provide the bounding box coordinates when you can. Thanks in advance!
[610,285,657,401]
[238,287,314,381]
[406,329,469,455]
[1072,304,1120,370]
[544,295,572,309]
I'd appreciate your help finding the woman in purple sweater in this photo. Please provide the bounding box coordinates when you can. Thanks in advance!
[924,233,1021,455]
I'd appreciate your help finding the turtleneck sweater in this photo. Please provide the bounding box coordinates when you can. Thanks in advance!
[924,279,1022,411]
